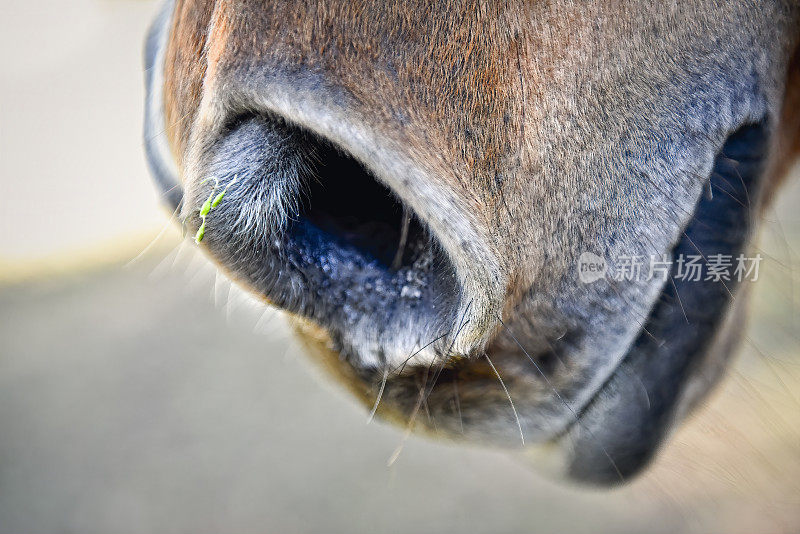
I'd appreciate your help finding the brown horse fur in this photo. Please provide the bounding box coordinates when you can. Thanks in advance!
[145,0,800,484]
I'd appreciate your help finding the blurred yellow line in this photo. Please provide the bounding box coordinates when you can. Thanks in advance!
[0,229,181,286]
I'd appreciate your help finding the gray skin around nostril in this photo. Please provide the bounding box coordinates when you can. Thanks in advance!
[185,114,461,370]
[192,116,318,247]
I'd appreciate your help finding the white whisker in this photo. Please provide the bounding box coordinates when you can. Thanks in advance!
[483,353,525,446]
[367,368,389,424]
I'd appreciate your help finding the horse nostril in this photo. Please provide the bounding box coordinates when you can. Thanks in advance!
[296,139,429,273]
[189,114,460,366]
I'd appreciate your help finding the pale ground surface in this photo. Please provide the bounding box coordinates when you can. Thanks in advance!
[0,0,165,267]
[1,1,800,533]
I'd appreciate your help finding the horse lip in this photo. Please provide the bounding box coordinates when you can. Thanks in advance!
[553,121,768,485]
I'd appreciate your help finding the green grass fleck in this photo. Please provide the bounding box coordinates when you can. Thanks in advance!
[194,177,236,244]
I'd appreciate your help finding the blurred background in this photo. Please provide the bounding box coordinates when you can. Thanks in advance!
[1,1,799,533]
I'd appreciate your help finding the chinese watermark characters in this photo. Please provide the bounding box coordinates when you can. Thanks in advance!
[577,253,762,284]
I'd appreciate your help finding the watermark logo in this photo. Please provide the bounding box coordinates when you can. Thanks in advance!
[577,253,762,284]
[577,252,607,284]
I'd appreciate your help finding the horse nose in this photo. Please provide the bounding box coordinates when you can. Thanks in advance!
[182,113,465,367]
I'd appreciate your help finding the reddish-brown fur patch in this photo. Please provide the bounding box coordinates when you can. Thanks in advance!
[766,42,800,203]
[163,0,216,157]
